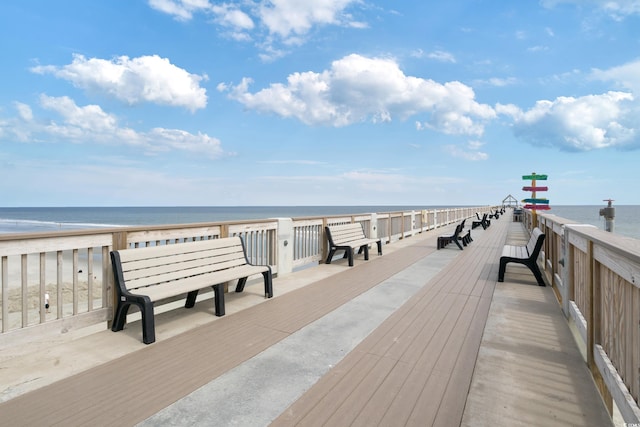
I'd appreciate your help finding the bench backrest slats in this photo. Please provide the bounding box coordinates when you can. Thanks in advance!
[122,246,245,275]
[116,237,242,262]
[122,253,246,288]
[327,223,367,245]
[527,228,545,256]
[114,237,250,292]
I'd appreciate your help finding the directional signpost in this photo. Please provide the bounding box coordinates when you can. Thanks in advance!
[522,173,550,227]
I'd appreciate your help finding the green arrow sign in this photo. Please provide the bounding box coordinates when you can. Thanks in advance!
[522,174,547,180]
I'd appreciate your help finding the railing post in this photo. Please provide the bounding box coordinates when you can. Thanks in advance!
[587,239,614,414]
[410,211,416,236]
[275,218,293,276]
[561,225,571,318]
[369,213,378,240]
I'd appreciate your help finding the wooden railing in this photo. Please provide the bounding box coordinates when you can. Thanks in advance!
[0,206,493,346]
[524,209,640,424]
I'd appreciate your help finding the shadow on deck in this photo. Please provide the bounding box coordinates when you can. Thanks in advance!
[0,216,612,426]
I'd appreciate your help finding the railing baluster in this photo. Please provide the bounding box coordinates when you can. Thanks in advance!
[40,253,46,323]
[21,254,27,327]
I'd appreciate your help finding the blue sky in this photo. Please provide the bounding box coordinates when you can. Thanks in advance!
[1,1,639,207]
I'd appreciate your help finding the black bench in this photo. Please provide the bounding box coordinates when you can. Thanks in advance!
[437,220,471,250]
[498,227,546,286]
[325,223,382,266]
[472,213,490,230]
[110,236,273,344]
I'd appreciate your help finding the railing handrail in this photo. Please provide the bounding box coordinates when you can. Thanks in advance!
[0,206,494,346]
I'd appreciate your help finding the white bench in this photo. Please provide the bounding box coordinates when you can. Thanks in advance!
[110,236,272,344]
[498,227,546,286]
[325,223,382,266]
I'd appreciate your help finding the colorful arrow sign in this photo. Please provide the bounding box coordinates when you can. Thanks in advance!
[523,198,549,204]
[522,186,548,192]
[522,174,548,180]
[524,204,551,210]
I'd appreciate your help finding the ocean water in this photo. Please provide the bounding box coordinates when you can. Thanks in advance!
[1,205,639,239]
[0,206,435,234]
[545,205,640,240]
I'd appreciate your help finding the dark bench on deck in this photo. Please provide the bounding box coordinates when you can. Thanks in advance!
[325,223,382,266]
[498,227,546,286]
[437,220,471,250]
[472,213,490,230]
[110,236,273,344]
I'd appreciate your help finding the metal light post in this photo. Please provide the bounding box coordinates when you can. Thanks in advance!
[599,199,615,233]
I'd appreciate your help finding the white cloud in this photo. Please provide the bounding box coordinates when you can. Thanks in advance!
[3,95,224,158]
[591,58,640,95]
[31,54,208,112]
[427,50,456,63]
[148,0,212,21]
[500,91,637,151]
[541,0,640,18]
[474,77,518,87]
[212,4,254,29]
[527,45,549,52]
[220,54,496,135]
[499,59,640,152]
[258,0,363,39]
[444,141,489,161]
[148,0,366,57]
[14,102,33,121]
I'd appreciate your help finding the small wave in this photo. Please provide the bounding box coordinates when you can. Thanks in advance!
[0,218,125,232]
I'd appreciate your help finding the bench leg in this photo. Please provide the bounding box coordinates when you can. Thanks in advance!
[527,260,546,286]
[454,237,464,250]
[140,300,156,344]
[185,290,199,308]
[262,271,273,298]
[213,284,225,316]
[112,295,156,345]
[111,300,130,333]
[498,258,546,286]
[498,258,507,282]
[347,248,354,266]
[325,248,336,264]
[235,277,247,292]
[362,245,369,261]
[376,241,382,255]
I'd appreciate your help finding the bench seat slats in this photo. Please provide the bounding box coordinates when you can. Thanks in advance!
[501,245,529,259]
[133,265,270,302]
[124,260,268,292]
[110,236,273,344]
[121,253,248,285]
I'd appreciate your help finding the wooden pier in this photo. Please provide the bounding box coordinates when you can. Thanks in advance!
[0,213,615,425]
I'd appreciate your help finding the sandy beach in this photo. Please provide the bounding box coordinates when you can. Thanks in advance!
[1,252,105,330]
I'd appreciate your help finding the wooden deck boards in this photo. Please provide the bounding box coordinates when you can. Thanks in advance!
[0,226,440,426]
[271,220,509,426]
